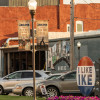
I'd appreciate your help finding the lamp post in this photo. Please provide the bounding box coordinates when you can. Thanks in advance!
[70,0,74,71]
[77,42,81,61]
[28,0,37,100]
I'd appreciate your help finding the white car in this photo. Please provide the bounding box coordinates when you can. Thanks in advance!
[0,70,48,95]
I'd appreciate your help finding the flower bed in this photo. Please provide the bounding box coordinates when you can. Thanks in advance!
[47,95,100,100]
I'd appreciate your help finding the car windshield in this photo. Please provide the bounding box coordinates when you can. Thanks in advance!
[4,72,22,79]
[46,74,61,80]
[57,71,76,80]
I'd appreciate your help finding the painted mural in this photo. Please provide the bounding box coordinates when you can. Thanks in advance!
[47,41,70,73]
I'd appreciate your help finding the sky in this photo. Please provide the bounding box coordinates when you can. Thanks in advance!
[63,0,100,4]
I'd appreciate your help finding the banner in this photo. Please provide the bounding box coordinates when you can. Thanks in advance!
[18,20,31,50]
[36,20,48,51]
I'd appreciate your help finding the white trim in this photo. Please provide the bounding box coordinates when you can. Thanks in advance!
[63,0,100,4]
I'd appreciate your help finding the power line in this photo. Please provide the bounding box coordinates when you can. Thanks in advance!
[84,19,98,25]
[83,0,100,9]
[75,17,100,20]
[49,19,70,30]
[90,0,93,3]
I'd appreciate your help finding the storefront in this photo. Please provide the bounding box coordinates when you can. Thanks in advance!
[0,32,68,77]
[0,47,45,76]
[1,30,100,76]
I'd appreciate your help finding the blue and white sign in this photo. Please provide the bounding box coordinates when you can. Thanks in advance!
[77,56,96,96]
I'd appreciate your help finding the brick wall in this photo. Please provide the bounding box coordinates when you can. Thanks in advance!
[0,1,100,46]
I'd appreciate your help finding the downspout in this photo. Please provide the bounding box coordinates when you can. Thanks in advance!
[0,50,2,77]
[0,48,4,77]
[58,0,63,29]
[5,37,18,47]
[5,37,35,47]
[57,2,60,29]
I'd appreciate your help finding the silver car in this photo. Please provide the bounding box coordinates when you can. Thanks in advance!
[0,70,48,95]
[12,73,64,96]
[36,70,80,97]
[36,70,95,97]
[12,82,35,96]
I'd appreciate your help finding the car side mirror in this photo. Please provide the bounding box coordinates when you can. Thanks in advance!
[60,76,64,81]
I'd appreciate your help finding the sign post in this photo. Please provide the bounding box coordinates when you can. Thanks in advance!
[94,61,100,97]
[77,56,96,96]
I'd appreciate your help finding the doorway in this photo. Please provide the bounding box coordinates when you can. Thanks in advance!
[35,51,45,70]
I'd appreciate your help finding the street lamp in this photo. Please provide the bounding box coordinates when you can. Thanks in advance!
[28,0,37,100]
[77,42,81,61]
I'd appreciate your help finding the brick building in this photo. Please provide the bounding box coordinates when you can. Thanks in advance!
[0,0,100,76]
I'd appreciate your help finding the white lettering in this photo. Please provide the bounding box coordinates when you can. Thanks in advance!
[57,66,67,71]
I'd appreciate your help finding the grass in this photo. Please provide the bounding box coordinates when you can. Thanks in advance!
[0,95,46,100]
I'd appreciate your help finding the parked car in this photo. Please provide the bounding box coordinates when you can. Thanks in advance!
[43,71,51,75]
[46,73,64,80]
[13,82,36,96]
[0,70,49,95]
[36,70,95,97]
[36,70,80,97]
[12,73,64,96]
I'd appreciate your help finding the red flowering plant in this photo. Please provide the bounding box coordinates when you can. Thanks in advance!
[46,95,100,100]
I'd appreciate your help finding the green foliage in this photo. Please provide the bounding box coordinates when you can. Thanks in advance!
[0,95,46,100]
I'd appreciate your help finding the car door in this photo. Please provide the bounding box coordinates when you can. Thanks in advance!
[3,72,22,90]
[59,71,79,93]
[21,72,33,83]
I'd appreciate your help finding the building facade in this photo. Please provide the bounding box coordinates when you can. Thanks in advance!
[0,0,100,76]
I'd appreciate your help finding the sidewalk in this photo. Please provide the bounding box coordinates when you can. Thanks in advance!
[9,93,19,96]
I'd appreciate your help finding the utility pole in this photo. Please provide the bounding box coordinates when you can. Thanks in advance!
[70,0,74,71]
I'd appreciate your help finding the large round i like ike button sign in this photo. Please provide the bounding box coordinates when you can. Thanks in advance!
[77,56,96,96]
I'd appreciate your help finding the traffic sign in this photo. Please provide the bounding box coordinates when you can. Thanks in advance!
[77,56,96,96]
[40,85,47,95]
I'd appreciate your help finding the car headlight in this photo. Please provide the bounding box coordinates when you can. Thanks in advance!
[15,85,22,89]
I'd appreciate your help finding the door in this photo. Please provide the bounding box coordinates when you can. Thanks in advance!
[59,71,79,93]
[3,72,22,90]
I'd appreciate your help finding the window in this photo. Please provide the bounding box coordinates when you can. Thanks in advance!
[76,21,83,32]
[21,72,33,78]
[7,72,22,79]
[35,72,41,77]
[21,72,42,78]
[67,24,70,32]
[34,29,36,34]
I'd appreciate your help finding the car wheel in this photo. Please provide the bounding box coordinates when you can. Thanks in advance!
[0,86,4,95]
[3,93,9,95]
[46,87,59,98]
[23,88,33,96]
